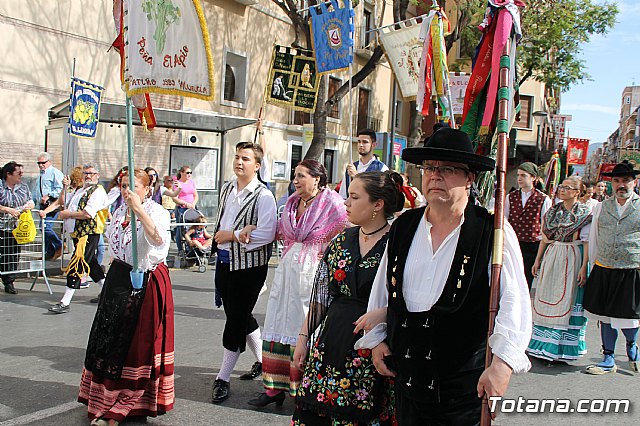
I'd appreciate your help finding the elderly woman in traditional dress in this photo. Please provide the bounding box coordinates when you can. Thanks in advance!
[527,176,592,365]
[248,159,348,407]
[78,169,174,426]
[291,171,404,425]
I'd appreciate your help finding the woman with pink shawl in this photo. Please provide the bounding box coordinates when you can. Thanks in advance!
[248,159,348,407]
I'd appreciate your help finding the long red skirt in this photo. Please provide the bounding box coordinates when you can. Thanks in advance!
[78,263,175,422]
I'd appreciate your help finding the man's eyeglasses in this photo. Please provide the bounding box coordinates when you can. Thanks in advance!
[418,164,470,177]
[83,172,97,176]
[36,161,49,165]
[557,185,577,191]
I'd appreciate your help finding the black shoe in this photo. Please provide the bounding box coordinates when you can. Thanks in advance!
[48,303,70,314]
[211,379,230,404]
[247,392,285,407]
[4,283,17,294]
[239,361,262,380]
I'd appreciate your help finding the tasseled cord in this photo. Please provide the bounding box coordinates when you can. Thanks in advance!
[63,235,91,280]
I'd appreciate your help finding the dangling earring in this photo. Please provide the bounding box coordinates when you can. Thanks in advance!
[372,210,377,221]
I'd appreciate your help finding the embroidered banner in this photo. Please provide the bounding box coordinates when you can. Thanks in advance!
[566,138,589,165]
[310,0,354,74]
[69,78,104,139]
[123,0,214,100]
[379,20,423,100]
[598,163,616,182]
[265,45,319,113]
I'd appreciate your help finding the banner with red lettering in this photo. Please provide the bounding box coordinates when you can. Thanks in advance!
[566,137,589,165]
[124,0,214,100]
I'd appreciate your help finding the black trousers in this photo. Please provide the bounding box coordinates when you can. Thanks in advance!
[396,382,481,426]
[518,240,539,289]
[67,234,105,289]
[214,260,268,352]
[0,229,21,286]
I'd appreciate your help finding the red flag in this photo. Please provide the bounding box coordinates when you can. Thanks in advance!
[566,138,589,165]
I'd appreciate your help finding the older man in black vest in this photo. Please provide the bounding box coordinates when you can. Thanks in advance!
[356,128,532,425]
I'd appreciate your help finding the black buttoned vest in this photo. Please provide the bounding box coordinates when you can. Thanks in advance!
[386,203,493,403]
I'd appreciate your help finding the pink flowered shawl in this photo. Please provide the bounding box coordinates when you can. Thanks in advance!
[279,187,348,262]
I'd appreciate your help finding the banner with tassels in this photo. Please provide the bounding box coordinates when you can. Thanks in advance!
[69,78,103,139]
[310,0,354,74]
[461,0,525,152]
[379,19,423,100]
[265,45,319,113]
[123,0,215,101]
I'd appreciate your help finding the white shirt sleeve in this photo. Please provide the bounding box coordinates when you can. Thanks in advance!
[588,202,602,269]
[503,196,510,219]
[487,222,533,374]
[354,246,390,349]
[83,186,109,218]
[540,196,552,218]
[234,190,277,251]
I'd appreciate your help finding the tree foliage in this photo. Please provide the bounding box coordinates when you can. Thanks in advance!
[447,0,618,92]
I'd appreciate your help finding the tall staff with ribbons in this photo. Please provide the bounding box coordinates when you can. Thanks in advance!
[457,1,526,424]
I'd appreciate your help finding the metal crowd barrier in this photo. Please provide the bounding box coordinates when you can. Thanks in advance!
[0,210,52,294]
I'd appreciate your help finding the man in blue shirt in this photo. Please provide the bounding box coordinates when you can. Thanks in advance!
[32,152,64,260]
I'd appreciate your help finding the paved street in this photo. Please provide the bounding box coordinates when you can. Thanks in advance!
[0,262,638,425]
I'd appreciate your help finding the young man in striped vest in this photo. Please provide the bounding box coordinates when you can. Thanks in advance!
[211,141,277,404]
[505,162,551,288]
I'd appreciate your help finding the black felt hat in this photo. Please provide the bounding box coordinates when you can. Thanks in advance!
[601,160,640,177]
[402,128,495,172]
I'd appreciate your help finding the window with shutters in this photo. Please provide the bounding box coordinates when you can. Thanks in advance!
[513,95,533,130]
[221,48,248,108]
[328,77,341,120]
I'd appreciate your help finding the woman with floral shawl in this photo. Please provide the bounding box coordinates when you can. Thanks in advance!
[248,160,348,407]
[291,171,404,426]
[527,176,592,364]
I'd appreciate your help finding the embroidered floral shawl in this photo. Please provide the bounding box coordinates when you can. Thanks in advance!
[279,187,348,262]
[542,201,592,243]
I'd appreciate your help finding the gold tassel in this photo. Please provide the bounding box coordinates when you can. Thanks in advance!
[63,235,91,279]
[141,115,149,132]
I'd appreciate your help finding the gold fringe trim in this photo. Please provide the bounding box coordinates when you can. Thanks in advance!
[63,235,91,279]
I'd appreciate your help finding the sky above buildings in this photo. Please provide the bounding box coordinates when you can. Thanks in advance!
[560,1,639,145]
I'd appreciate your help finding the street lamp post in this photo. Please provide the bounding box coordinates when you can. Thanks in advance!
[532,110,548,165]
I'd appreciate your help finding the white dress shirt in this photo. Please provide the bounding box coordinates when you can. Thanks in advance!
[356,211,533,374]
[217,175,277,251]
[63,185,109,234]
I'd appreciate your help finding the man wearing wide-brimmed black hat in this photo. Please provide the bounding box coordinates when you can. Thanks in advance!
[583,160,640,375]
[355,128,532,424]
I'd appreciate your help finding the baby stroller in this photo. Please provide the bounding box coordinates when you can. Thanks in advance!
[181,208,213,273]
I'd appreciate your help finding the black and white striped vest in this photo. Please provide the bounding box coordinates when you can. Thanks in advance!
[215,180,271,271]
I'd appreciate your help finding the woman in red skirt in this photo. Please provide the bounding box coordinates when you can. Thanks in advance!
[78,169,174,426]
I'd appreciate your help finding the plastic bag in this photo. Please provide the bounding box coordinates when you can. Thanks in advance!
[12,210,36,244]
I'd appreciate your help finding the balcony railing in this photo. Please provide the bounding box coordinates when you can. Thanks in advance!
[354,114,382,133]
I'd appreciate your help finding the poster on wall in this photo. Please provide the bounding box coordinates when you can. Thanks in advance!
[265,45,319,113]
[169,145,218,190]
